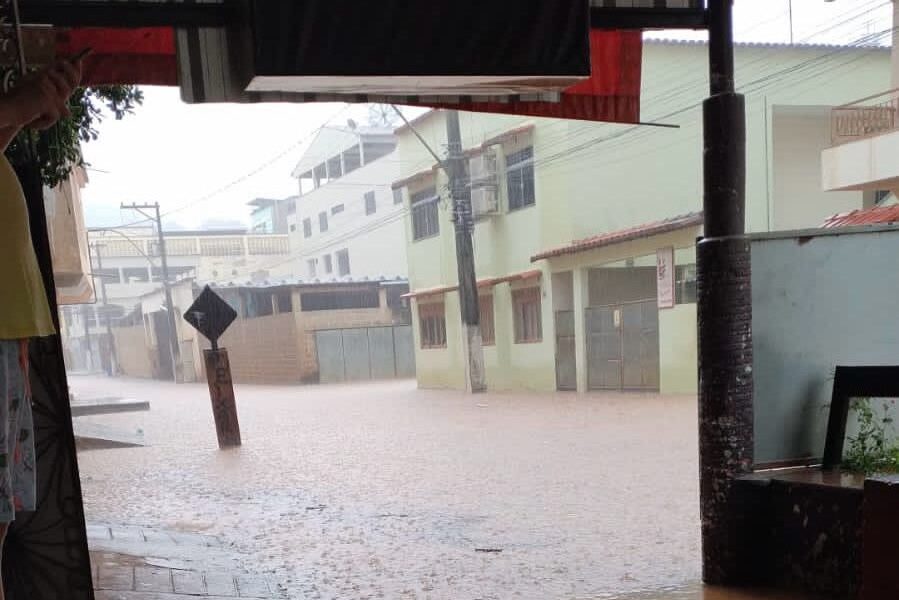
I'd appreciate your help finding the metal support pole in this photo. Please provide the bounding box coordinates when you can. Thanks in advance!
[698,0,754,585]
[445,110,486,393]
[91,243,115,375]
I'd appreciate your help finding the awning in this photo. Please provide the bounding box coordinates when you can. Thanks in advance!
[531,212,703,262]
[402,269,542,299]
[56,27,178,86]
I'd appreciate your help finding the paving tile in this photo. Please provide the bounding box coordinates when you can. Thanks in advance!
[236,574,271,598]
[134,567,174,593]
[97,565,134,591]
[205,571,239,596]
[172,569,206,595]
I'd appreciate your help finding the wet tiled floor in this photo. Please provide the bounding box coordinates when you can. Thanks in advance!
[73,376,815,599]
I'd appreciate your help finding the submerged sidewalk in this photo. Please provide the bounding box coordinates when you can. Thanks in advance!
[89,523,283,599]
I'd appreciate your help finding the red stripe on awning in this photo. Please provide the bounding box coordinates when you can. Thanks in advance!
[56,27,177,86]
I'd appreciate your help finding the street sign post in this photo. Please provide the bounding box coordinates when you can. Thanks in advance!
[184,286,242,448]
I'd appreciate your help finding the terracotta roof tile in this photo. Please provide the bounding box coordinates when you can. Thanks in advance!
[531,212,703,262]
[822,205,899,228]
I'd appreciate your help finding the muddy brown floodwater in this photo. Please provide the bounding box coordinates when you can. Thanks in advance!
[72,376,814,600]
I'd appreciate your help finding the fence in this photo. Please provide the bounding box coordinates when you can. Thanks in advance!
[831,88,899,145]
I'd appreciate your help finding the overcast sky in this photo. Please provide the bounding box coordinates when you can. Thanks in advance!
[79,0,894,229]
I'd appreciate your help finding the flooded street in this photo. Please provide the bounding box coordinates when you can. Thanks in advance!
[73,375,800,599]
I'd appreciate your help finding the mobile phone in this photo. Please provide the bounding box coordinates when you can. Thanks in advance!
[70,47,93,62]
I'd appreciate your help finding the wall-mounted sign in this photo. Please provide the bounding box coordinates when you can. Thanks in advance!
[657,246,675,309]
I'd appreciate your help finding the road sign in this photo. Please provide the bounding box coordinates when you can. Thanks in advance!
[183,285,237,349]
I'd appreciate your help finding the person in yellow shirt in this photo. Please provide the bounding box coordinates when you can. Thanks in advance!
[0,55,82,598]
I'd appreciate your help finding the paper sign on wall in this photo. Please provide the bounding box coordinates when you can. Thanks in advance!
[657,247,675,309]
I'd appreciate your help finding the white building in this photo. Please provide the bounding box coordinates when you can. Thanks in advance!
[288,126,407,281]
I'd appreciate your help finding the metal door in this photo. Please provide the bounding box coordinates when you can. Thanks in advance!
[621,301,660,390]
[586,306,622,390]
[368,327,397,379]
[555,311,577,391]
[341,328,372,381]
[315,329,345,383]
[393,325,416,377]
[586,300,660,392]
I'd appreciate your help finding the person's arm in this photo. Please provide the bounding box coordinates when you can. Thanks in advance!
[0,59,83,152]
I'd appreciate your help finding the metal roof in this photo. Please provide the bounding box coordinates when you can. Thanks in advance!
[531,212,703,262]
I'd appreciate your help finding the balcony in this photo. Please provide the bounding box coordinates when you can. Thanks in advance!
[823,88,899,193]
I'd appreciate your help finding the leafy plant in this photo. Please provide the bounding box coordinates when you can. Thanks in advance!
[842,398,899,475]
[6,84,143,188]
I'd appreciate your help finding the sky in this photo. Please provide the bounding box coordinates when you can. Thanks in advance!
[79,0,894,230]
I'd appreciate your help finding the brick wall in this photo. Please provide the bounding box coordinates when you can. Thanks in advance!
[112,325,154,378]
[216,313,303,384]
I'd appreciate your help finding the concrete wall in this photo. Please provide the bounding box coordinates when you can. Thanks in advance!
[218,313,303,384]
[112,325,153,379]
[659,304,697,395]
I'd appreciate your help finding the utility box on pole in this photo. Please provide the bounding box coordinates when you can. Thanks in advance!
[183,286,242,448]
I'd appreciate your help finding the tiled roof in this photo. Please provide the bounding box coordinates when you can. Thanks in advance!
[822,205,899,229]
[531,212,703,262]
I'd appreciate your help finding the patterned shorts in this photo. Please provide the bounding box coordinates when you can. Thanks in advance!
[0,340,36,522]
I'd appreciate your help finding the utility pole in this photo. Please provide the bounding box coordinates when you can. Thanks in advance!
[445,110,486,393]
[121,202,181,382]
[698,0,753,586]
[91,243,116,376]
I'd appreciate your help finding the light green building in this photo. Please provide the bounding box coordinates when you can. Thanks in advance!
[392,39,890,395]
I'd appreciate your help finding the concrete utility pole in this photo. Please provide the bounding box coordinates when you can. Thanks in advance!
[445,110,486,393]
[91,243,116,376]
[121,202,181,382]
[698,0,753,585]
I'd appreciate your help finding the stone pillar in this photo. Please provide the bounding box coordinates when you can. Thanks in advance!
[572,267,589,393]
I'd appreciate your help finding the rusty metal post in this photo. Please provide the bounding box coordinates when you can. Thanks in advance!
[698,0,754,585]
[203,348,241,448]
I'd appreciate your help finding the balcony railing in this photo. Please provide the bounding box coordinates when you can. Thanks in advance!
[831,88,899,146]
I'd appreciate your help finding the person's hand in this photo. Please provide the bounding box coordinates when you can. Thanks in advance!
[14,57,83,130]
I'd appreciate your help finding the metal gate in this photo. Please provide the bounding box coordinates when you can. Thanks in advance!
[315,325,416,383]
[586,300,659,391]
[555,311,577,391]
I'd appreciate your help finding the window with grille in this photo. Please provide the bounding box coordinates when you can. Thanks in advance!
[323,254,333,274]
[419,302,447,349]
[411,187,439,241]
[303,218,312,238]
[512,287,542,343]
[393,188,403,205]
[365,191,377,215]
[506,146,535,211]
[319,211,329,232]
[675,264,697,305]
[479,295,495,345]
[337,249,350,276]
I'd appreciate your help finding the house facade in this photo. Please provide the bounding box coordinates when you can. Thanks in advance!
[287,126,407,281]
[394,39,890,395]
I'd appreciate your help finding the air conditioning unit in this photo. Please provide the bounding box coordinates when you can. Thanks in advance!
[470,150,500,218]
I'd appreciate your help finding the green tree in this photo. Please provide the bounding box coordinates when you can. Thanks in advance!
[6,85,143,187]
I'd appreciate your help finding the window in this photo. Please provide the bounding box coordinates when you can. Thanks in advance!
[419,302,447,349]
[393,188,403,205]
[331,203,345,215]
[365,191,377,215]
[307,259,317,278]
[123,267,150,283]
[479,295,495,345]
[323,254,333,274]
[343,145,361,173]
[275,291,293,313]
[512,287,542,343]
[675,264,698,305]
[337,249,350,276]
[319,211,329,232]
[301,289,380,311]
[411,187,439,241]
[506,146,535,211]
[289,224,297,232]
[303,218,312,238]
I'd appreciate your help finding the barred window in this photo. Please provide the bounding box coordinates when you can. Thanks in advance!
[506,146,535,211]
[419,302,447,349]
[303,218,312,238]
[512,287,542,343]
[479,295,495,346]
[411,187,439,241]
[319,211,329,232]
